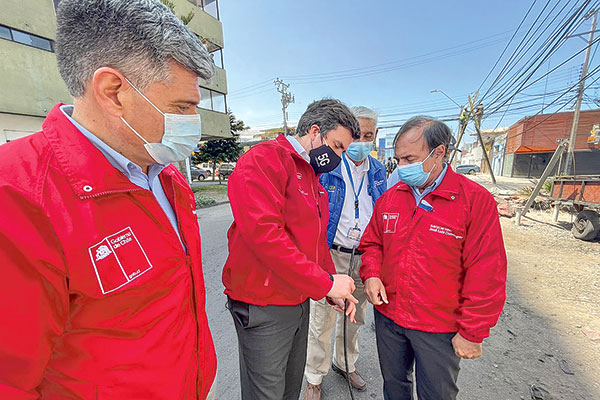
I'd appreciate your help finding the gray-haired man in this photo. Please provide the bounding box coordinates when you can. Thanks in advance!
[304,106,388,399]
[0,0,217,398]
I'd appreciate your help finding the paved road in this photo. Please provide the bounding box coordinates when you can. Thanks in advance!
[198,204,384,399]
[198,204,597,400]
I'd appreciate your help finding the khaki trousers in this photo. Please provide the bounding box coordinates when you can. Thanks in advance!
[305,247,368,385]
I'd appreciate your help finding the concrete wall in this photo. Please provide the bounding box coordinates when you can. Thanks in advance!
[0,0,72,117]
[0,40,72,117]
[199,66,227,94]
[0,113,44,144]
[2,0,57,39]
[198,108,231,138]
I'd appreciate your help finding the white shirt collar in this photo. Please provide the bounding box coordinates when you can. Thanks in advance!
[285,135,310,163]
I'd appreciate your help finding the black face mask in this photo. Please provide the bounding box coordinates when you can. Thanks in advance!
[309,136,341,174]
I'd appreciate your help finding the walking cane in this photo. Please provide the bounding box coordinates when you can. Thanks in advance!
[343,247,358,400]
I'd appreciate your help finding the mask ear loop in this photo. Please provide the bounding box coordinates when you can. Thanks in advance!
[124,77,165,117]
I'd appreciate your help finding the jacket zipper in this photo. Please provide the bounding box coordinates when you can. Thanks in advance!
[185,254,201,399]
[169,179,201,399]
[309,178,322,262]
[80,187,145,199]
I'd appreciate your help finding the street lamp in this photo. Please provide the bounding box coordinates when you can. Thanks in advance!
[430,89,461,108]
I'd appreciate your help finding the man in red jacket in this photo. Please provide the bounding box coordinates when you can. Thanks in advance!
[0,1,217,398]
[223,99,360,400]
[360,116,507,400]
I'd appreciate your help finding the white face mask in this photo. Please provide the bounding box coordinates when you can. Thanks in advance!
[120,78,202,165]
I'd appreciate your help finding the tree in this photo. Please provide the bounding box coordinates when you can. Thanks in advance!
[192,111,248,183]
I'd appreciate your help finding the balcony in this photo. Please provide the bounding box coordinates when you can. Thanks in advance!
[198,108,231,139]
[199,66,227,94]
[172,0,224,49]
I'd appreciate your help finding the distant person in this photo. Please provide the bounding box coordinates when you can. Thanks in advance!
[304,106,387,399]
[385,157,396,178]
[360,116,507,400]
[0,0,217,398]
[223,99,360,400]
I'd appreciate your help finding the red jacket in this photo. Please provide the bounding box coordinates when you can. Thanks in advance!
[223,135,335,306]
[0,105,216,399]
[359,167,507,343]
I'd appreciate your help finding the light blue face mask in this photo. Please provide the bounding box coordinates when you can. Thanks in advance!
[120,78,202,165]
[346,141,373,162]
[396,149,436,187]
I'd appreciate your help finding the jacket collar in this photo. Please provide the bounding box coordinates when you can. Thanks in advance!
[396,164,460,200]
[42,103,175,199]
[276,134,311,165]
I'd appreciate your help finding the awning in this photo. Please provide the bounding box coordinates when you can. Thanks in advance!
[515,145,555,153]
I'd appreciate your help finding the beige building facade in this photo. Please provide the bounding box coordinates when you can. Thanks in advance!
[0,0,230,145]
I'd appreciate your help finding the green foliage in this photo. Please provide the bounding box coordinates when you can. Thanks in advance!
[192,112,248,166]
[159,0,194,25]
[229,111,250,135]
[180,11,195,25]
[195,196,217,208]
[542,179,554,194]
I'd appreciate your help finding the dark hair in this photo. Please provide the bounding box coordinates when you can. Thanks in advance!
[393,116,453,159]
[296,99,360,140]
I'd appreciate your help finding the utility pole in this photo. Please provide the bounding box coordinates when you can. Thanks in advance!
[274,78,295,135]
[564,10,598,175]
[449,105,470,165]
[468,93,497,184]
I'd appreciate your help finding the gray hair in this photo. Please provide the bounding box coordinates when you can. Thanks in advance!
[55,0,214,97]
[296,99,360,140]
[350,106,378,127]
[393,116,454,159]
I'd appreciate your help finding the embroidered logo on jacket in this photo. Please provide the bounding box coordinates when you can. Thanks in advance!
[88,227,154,295]
[429,224,464,239]
[383,213,400,233]
[95,245,112,261]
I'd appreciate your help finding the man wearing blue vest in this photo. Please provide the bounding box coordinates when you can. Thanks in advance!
[304,106,387,400]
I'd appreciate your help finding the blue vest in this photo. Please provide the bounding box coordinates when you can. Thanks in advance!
[319,155,387,247]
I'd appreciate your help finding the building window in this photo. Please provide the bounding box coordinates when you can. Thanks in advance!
[198,86,227,114]
[199,87,212,110]
[210,48,223,69]
[0,24,54,52]
[0,26,11,41]
[201,0,219,20]
[212,92,225,113]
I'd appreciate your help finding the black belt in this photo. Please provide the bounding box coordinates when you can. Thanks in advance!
[331,243,363,255]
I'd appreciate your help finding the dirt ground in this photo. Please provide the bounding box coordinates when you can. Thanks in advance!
[477,210,600,400]
[459,174,600,400]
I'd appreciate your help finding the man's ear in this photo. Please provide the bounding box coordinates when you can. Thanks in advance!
[436,145,447,159]
[307,124,320,141]
[91,67,130,117]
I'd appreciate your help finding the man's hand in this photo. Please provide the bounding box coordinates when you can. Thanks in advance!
[365,277,388,305]
[330,297,357,324]
[452,333,482,359]
[327,274,358,304]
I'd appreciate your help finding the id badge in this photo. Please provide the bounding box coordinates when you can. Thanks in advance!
[347,226,362,242]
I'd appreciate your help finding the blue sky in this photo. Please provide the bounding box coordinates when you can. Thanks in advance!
[219,1,600,142]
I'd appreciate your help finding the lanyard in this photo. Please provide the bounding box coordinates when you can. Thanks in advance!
[342,154,365,222]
